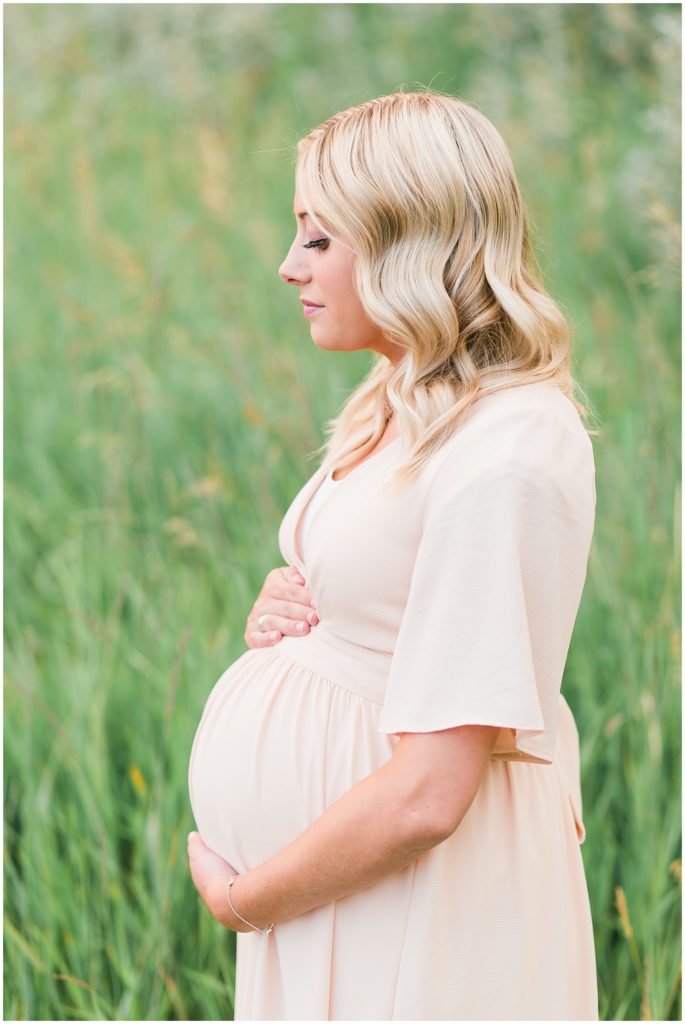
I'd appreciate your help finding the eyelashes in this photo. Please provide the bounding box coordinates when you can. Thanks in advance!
[303,238,329,252]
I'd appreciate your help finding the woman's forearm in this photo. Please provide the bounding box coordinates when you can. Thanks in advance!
[230,757,449,930]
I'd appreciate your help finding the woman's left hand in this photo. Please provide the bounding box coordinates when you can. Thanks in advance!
[187,831,253,932]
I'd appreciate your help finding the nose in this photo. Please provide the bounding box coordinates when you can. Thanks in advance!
[278,238,311,287]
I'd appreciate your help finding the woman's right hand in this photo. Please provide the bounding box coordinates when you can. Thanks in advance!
[244,566,319,648]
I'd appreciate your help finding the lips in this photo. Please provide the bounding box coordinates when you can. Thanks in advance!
[300,299,324,308]
[302,303,324,318]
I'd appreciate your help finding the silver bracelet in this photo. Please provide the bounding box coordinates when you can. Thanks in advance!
[227,874,274,934]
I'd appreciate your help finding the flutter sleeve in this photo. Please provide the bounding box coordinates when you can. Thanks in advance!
[377,405,596,764]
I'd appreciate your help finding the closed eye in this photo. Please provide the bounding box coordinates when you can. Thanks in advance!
[303,238,329,251]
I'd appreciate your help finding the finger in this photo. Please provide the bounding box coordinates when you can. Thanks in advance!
[281,596,317,621]
[251,608,319,636]
[280,565,306,586]
[246,627,283,648]
[270,581,317,610]
[272,573,318,611]
[270,599,319,621]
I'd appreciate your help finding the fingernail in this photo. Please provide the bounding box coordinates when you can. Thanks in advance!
[310,599,317,608]
[267,631,280,641]
[293,574,305,584]
[296,621,307,633]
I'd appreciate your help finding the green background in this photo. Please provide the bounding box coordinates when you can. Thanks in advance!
[4,3,681,1020]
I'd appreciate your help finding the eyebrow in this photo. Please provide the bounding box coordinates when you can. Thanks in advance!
[294,209,322,222]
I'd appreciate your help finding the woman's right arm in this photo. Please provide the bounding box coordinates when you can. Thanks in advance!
[244,566,319,648]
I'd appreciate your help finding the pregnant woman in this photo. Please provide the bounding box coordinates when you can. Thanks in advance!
[187,89,599,1020]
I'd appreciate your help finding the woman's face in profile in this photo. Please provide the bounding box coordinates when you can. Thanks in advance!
[278,189,403,365]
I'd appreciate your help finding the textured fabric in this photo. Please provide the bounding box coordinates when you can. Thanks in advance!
[188,380,599,1020]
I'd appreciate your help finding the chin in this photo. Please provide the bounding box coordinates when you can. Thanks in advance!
[310,334,341,352]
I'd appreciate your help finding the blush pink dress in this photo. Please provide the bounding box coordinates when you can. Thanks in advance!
[188,380,599,1021]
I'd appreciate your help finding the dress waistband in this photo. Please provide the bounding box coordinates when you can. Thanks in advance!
[274,626,391,705]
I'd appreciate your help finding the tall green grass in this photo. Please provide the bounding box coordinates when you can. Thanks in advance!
[4,4,680,1020]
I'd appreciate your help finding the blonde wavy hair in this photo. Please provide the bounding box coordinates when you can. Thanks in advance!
[294,88,600,486]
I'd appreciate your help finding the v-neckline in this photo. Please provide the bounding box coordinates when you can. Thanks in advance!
[328,434,402,483]
[292,435,402,568]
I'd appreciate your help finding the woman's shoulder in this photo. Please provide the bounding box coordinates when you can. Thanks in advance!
[440,380,594,469]
[423,381,596,522]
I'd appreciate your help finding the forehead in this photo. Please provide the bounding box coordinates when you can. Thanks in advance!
[292,189,321,222]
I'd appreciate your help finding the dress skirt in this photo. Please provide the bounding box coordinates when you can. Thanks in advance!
[188,642,598,1020]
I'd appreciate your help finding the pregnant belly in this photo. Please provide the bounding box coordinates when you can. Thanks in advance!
[187,647,333,873]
